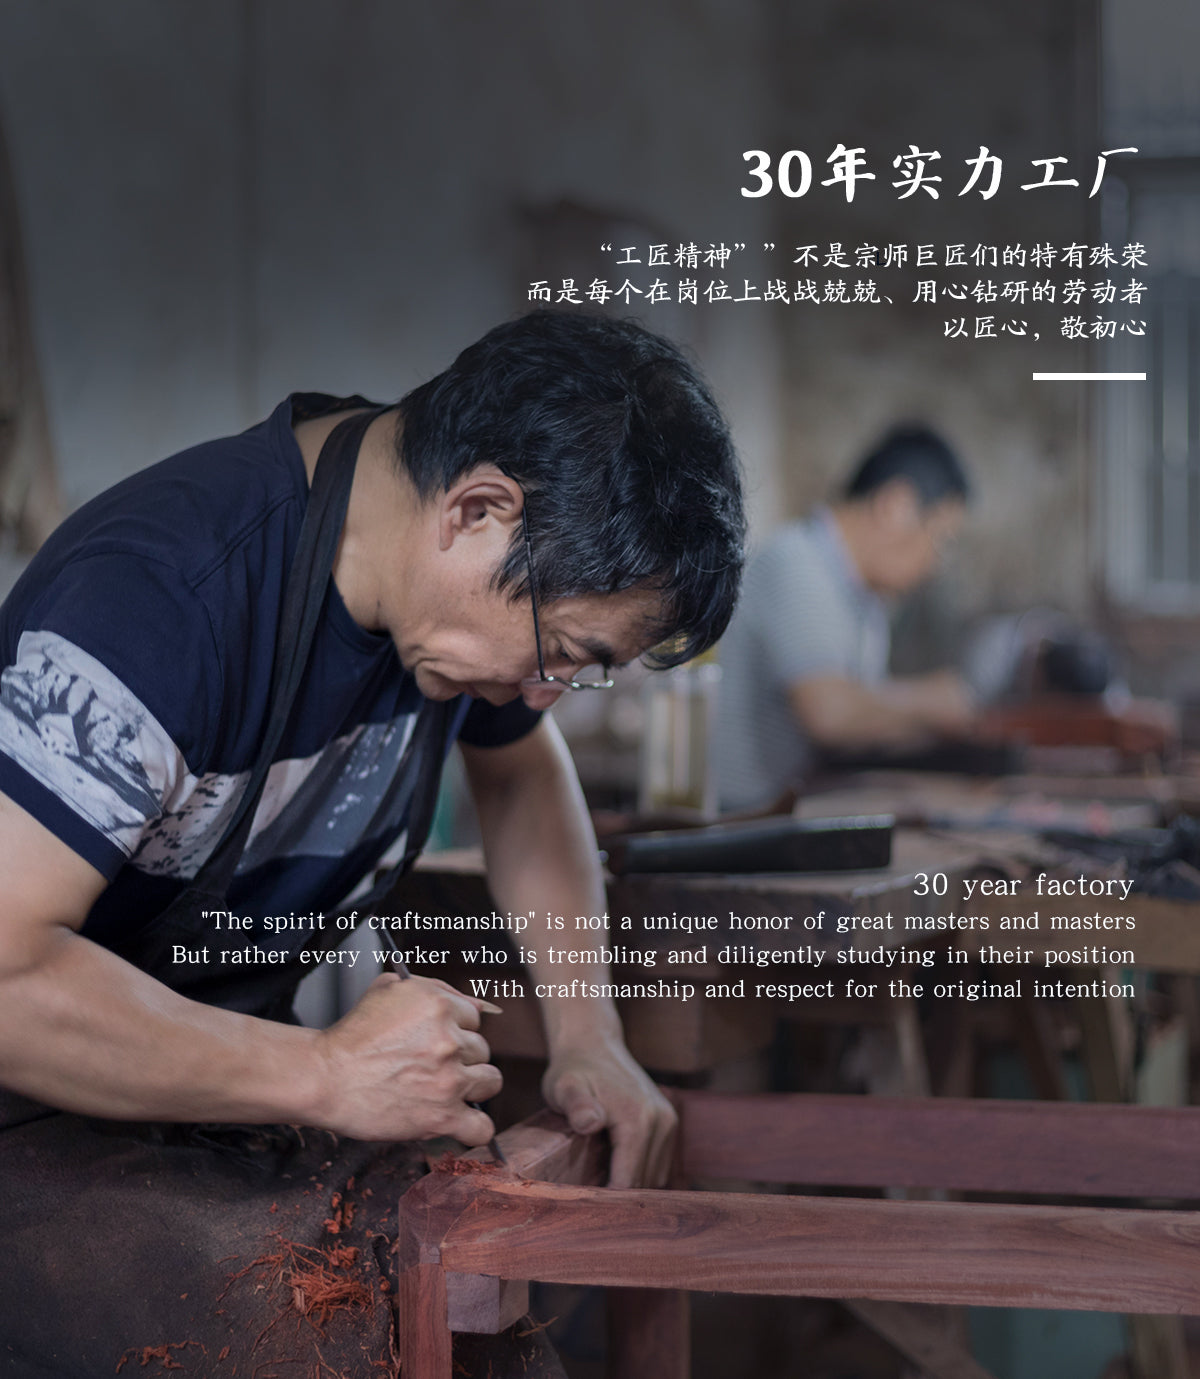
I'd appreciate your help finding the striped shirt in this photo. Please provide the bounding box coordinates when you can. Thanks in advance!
[716,508,888,811]
[0,394,540,959]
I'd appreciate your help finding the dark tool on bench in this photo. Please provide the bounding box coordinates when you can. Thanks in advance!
[376,926,507,1166]
[602,813,894,876]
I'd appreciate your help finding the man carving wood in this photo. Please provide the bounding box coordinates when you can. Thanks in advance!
[0,311,745,1376]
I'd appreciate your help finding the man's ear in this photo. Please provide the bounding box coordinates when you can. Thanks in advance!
[436,468,524,552]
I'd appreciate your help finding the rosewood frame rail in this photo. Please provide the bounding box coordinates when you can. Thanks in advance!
[396,1092,1200,1379]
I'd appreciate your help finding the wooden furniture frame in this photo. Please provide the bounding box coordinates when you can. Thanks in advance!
[397,1092,1200,1379]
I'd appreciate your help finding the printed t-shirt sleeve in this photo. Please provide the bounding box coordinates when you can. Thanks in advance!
[456,696,543,748]
[751,536,858,686]
[0,554,222,878]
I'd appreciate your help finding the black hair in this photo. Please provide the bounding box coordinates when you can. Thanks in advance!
[396,310,745,667]
[845,426,971,508]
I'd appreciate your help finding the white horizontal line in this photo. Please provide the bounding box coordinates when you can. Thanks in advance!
[1032,372,1147,381]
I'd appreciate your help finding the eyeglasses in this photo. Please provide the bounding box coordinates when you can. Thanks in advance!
[518,506,614,697]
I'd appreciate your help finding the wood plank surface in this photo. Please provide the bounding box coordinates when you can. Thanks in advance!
[608,1287,690,1379]
[798,774,1161,833]
[443,1270,529,1335]
[400,1109,608,1333]
[411,1175,1200,1314]
[398,1261,453,1379]
[671,1092,1200,1198]
[484,1107,609,1185]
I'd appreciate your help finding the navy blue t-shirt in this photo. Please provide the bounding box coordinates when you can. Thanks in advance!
[0,394,540,952]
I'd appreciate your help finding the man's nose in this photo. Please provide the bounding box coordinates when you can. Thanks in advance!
[520,680,565,711]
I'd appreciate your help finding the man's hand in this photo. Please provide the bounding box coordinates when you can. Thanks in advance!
[462,720,677,1186]
[0,793,504,1137]
[790,669,977,751]
[907,668,977,736]
[313,974,502,1144]
[541,1029,677,1188]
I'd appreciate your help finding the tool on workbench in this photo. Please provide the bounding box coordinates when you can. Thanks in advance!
[376,925,507,1165]
[602,813,894,875]
[823,740,1025,775]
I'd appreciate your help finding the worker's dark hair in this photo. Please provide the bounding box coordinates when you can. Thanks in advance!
[395,310,746,667]
[845,426,970,508]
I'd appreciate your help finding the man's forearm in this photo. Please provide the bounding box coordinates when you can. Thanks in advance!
[790,670,975,751]
[462,719,679,1187]
[0,923,327,1123]
[0,922,502,1145]
[462,720,623,1047]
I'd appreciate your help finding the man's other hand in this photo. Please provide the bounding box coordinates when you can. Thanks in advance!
[541,1031,676,1188]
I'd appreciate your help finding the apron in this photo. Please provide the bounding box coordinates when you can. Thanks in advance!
[0,408,563,1379]
[104,405,450,1019]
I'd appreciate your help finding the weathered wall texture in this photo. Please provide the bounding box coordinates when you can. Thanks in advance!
[0,0,781,525]
[766,0,1101,647]
[0,1,1108,649]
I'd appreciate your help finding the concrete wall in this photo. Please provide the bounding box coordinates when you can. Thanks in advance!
[0,1,1121,660]
[0,3,248,501]
[0,0,781,525]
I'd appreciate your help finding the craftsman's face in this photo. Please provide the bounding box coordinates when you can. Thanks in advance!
[866,484,965,596]
[407,582,660,710]
[388,469,664,708]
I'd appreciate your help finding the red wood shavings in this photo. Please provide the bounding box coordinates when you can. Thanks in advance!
[322,1191,356,1235]
[430,1151,508,1177]
[115,1341,206,1372]
[220,1234,374,1337]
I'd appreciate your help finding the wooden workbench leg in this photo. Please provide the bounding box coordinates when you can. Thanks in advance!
[1167,974,1200,1071]
[845,1300,999,1379]
[1015,989,1070,1100]
[892,996,933,1097]
[1076,966,1135,1102]
[1128,1313,1190,1379]
[399,1262,454,1379]
[1072,971,1187,1378]
[608,1287,689,1379]
[927,999,977,1098]
[846,998,932,1100]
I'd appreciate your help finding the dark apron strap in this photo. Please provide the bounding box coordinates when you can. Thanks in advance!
[193,408,383,896]
[111,407,450,1015]
[320,697,451,930]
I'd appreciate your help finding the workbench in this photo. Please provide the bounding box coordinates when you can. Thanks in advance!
[397,828,990,1078]
[395,763,1200,1088]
